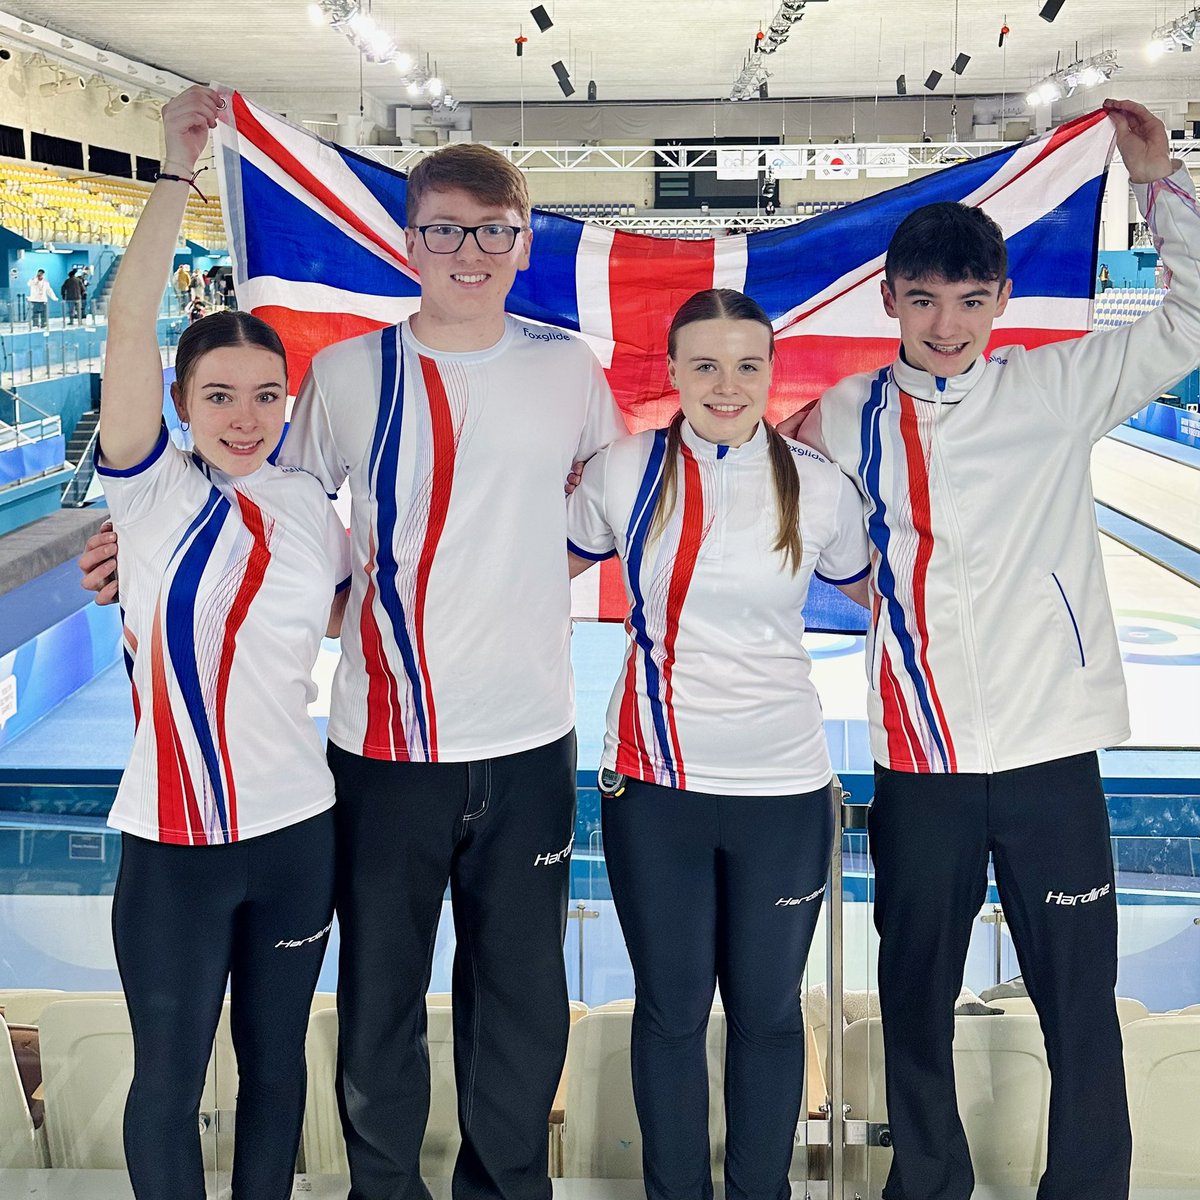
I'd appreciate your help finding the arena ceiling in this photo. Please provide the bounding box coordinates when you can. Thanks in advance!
[1,1,1197,107]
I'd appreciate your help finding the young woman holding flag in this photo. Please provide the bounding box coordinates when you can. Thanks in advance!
[96,85,348,1200]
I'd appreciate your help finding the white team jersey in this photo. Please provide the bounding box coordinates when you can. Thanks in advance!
[800,165,1200,774]
[98,427,351,844]
[567,420,870,796]
[281,316,627,762]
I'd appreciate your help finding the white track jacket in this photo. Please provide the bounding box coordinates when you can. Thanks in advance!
[800,165,1200,774]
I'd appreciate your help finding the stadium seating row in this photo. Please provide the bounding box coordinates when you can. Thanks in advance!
[2,991,1198,1185]
[1094,287,1168,329]
[0,160,224,248]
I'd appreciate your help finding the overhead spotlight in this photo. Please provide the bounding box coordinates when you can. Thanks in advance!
[924,70,942,91]
[952,53,970,75]
[307,2,325,25]
[530,4,553,32]
[0,48,11,63]
[427,76,444,97]
[1149,7,1200,57]
[1027,50,1119,107]
[393,52,414,72]
[407,80,422,98]
[104,91,132,116]
[896,73,907,95]
[1039,0,1067,21]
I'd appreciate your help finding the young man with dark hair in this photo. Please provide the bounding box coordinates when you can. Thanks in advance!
[82,142,624,1200]
[788,98,1200,1200]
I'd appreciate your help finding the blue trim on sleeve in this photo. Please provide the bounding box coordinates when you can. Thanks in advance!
[815,564,870,586]
[95,423,169,478]
[335,575,352,595]
[567,538,617,563]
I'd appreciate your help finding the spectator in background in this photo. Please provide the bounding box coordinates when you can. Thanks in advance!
[27,269,56,331]
[173,262,191,309]
[62,268,84,325]
[187,296,207,325]
[1099,262,1113,292]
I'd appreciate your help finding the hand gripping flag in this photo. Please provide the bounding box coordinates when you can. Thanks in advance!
[213,94,1116,628]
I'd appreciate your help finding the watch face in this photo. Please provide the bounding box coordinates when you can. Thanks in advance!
[598,768,626,797]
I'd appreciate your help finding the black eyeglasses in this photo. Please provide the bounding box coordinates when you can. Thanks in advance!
[414,223,525,255]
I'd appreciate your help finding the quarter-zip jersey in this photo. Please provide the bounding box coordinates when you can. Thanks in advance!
[568,420,869,795]
[801,165,1200,774]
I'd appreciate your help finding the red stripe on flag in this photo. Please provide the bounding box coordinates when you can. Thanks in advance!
[231,94,411,272]
[604,233,716,420]
[252,306,389,392]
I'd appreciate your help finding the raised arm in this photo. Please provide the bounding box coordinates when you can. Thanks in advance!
[99,86,222,470]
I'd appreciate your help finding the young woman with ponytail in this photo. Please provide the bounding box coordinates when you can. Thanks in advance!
[567,287,870,1200]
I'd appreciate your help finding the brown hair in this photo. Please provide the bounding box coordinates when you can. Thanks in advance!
[405,143,530,226]
[650,288,802,574]
[174,309,287,397]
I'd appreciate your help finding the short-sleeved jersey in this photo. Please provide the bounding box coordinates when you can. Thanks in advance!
[567,420,869,796]
[280,316,626,762]
[98,426,351,844]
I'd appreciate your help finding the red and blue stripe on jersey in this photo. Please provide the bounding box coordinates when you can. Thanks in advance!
[358,326,461,761]
[858,367,957,773]
[615,432,709,789]
[149,482,275,843]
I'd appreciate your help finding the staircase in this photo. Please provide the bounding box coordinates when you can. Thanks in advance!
[61,409,100,507]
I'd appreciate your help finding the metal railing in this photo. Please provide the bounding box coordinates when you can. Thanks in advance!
[60,421,100,508]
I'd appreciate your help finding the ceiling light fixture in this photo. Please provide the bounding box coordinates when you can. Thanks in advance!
[1149,7,1200,57]
[1025,49,1119,107]
[311,0,441,95]
[730,0,830,100]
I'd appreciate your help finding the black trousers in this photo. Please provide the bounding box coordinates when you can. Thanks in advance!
[602,778,836,1200]
[328,730,576,1200]
[869,752,1131,1200]
[111,809,336,1200]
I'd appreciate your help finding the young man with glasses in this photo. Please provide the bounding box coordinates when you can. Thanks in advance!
[83,143,623,1200]
[283,145,624,1200]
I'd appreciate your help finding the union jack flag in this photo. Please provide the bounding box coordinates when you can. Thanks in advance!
[214,94,1116,627]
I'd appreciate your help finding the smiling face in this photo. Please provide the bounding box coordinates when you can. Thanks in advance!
[404,186,531,350]
[882,273,1013,378]
[173,344,287,476]
[668,317,773,448]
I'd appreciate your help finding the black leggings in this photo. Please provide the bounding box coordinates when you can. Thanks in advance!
[112,808,335,1200]
[602,778,835,1200]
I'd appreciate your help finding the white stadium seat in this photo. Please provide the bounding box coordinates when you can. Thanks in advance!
[0,1015,47,1168]
[1123,1015,1200,1188]
[842,1015,1051,1187]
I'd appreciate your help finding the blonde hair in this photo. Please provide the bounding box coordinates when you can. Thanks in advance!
[649,290,802,574]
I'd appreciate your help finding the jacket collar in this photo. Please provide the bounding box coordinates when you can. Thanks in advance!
[892,347,987,405]
[679,416,769,462]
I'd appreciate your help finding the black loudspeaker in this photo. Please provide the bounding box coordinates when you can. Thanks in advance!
[924,70,942,91]
[759,81,769,99]
[557,77,575,97]
[1038,0,1066,22]
[896,74,907,95]
[530,5,553,32]
[587,80,597,101]
[551,59,570,81]
[1192,121,1200,139]
[952,53,970,75]
[1172,129,1186,141]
